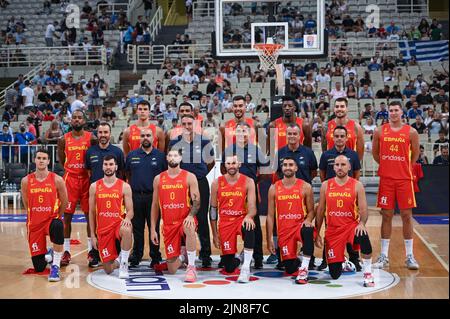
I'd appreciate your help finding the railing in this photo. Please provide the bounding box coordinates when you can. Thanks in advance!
[193,0,215,19]
[0,144,59,173]
[0,46,107,68]
[397,0,429,15]
[149,6,164,41]
[127,0,142,21]
[97,2,130,16]
[164,0,178,25]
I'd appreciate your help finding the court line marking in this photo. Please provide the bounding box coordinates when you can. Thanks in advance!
[72,249,88,259]
[414,228,449,272]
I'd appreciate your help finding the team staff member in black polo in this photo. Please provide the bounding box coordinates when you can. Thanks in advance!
[275,123,318,184]
[125,128,167,268]
[317,125,362,271]
[86,122,125,183]
[169,114,215,268]
[319,126,361,181]
[222,122,270,269]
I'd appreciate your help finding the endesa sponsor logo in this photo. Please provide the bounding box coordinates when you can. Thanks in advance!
[99,211,121,218]
[221,209,244,216]
[328,211,354,217]
[163,203,185,210]
[31,206,52,213]
[382,155,406,161]
[66,163,86,169]
[279,213,304,220]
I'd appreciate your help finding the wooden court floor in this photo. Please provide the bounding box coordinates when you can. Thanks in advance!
[0,207,448,299]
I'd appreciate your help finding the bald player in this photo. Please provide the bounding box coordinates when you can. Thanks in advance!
[123,100,165,156]
[315,155,375,287]
[322,98,365,161]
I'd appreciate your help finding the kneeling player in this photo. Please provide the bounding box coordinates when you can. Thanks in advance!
[21,149,68,282]
[210,154,257,283]
[151,148,200,282]
[89,155,133,278]
[315,155,375,287]
[267,157,316,284]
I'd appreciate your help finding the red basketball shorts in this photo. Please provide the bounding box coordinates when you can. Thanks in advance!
[27,218,54,257]
[63,173,90,214]
[97,225,121,263]
[325,222,358,264]
[377,177,416,210]
[163,218,198,260]
[218,215,245,255]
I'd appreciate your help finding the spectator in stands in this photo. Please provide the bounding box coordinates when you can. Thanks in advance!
[0,124,13,166]
[102,106,117,127]
[359,84,374,99]
[244,94,256,114]
[433,145,449,165]
[4,84,19,111]
[417,145,429,165]
[138,80,153,96]
[359,71,372,87]
[425,109,444,135]
[407,101,423,121]
[21,80,35,113]
[345,72,357,88]
[51,85,66,103]
[354,15,365,33]
[434,89,449,105]
[81,1,93,19]
[43,108,55,122]
[15,122,35,164]
[302,85,316,113]
[346,84,357,99]
[409,26,421,41]
[342,15,355,32]
[256,98,269,113]
[45,21,58,47]
[70,93,87,114]
[397,68,410,82]
[304,14,317,31]
[411,115,427,134]
[386,21,400,35]
[375,102,389,124]
[433,130,449,154]
[188,85,203,101]
[151,95,166,115]
[184,69,200,85]
[316,68,331,83]
[360,103,374,123]
[384,70,396,82]
[362,117,377,135]
[343,64,356,78]
[375,85,390,99]
[199,95,209,113]
[166,79,182,96]
[390,86,403,100]
[431,24,443,41]
[208,96,222,116]
[43,120,63,145]
[403,84,416,99]
[418,18,430,37]
[330,82,346,99]
[417,87,433,106]
[368,59,381,71]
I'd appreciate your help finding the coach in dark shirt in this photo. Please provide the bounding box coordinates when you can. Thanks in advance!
[85,122,124,183]
[275,123,318,184]
[169,114,215,267]
[222,122,270,268]
[125,127,167,268]
[319,125,361,181]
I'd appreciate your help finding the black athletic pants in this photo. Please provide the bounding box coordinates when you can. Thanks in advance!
[131,192,161,262]
[197,178,211,261]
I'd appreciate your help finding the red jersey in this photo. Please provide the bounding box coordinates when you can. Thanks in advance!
[27,172,60,229]
[129,123,158,151]
[64,131,92,177]
[274,117,304,150]
[378,124,413,180]
[224,117,257,148]
[325,177,359,228]
[217,174,248,220]
[275,179,307,235]
[326,118,357,151]
[159,170,191,225]
[95,179,125,235]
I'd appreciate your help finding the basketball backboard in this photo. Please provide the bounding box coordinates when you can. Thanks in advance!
[213,0,327,59]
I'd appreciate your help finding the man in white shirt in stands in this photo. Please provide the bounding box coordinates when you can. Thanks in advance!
[70,94,87,113]
[22,80,35,112]
[316,68,331,83]
[172,68,186,85]
[45,21,58,47]
[329,82,347,100]
[59,63,72,84]
[151,95,167,115]
[184,69,200,85]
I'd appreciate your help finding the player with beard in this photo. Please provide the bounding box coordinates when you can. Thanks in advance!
[123,100,165,156]
[89,155,133,278]
[220,95,259,151]
[21,149,68,282]
[322,98,365,161]
[266,157,316,284]
[315,155,375,287]
[57,110,97,266]
[210,154,257,283]
[150,148,200,282]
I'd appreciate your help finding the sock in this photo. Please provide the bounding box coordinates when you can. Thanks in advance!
[64,238,70,253]
[362,258,372,274]
[243,249,253,270]
[87,238,92,251]
[120,250,130,266]
[300,256,310,269]
[404,239,413,256]
[380,239,390,257]
[53,251,62,267]
[187,251,196,267]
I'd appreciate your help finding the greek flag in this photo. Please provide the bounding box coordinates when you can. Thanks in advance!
[399,40,449,62]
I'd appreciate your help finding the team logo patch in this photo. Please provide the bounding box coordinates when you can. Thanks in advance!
[87,258,399,299]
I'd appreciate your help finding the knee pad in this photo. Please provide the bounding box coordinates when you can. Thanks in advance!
[242,227,255,249]
[300,227,314,256]
[328,262,342,280]
[355,234,372,255]
[49,219,64,245]
[32,254,47,272]
[223,254,240,273]
[284,258,300,274]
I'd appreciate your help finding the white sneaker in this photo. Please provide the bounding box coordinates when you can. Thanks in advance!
[363,272,375,287]
[295,267,309,285]
[119,264,129,279]
[342,259,356,272]
[237,268,250,283]
[405,255,419,270]
[373,254,389,269]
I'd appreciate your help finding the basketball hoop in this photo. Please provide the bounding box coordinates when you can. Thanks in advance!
[254,43,284,72]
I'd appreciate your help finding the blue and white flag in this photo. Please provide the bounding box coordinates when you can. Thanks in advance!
[399,40,449,62]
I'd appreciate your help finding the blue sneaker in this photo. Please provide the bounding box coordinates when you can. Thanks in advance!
[48,265,61,282]
[265,254,278,264]
[45,248,54,264]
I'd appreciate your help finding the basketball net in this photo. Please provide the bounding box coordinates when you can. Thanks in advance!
[254,37,285,95]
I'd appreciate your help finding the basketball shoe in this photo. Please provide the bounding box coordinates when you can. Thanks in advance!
[48,265,61,282]
[60,251,71,266]
[405,255,419,270]
[184,265,198,283]
[295,267,309,285]
[237,268,251,283]
[88,249,101,268]
[119,263,129,279]
[363,273,375,287]
[373,254,389,269]
[342,259,356,272]
[265,253,278,264]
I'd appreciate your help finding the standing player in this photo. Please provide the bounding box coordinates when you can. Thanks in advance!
[89,155,134,278]
[21,149,68,282]
[267,96,312,152]
[266,157,316,284]
[57,110,97,266]
[123,100,165,156]
[150,148,200,282]
[322,98,365,161]
[372,101,420,270]
[315,155,375,287]
[166,102,203,148]
[210,154,257,283]
[220,95,259,150]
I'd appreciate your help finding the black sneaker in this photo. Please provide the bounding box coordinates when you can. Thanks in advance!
[318,260,328,271]
[201,257,212,268]
[88,249,101,268]
[218,257,224,268]
[129,256,141,268]
[275,262,284,271]
[308,256,316,270]
[253,260,263,270]
[350,257,362,272]
[149,259,161,269]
